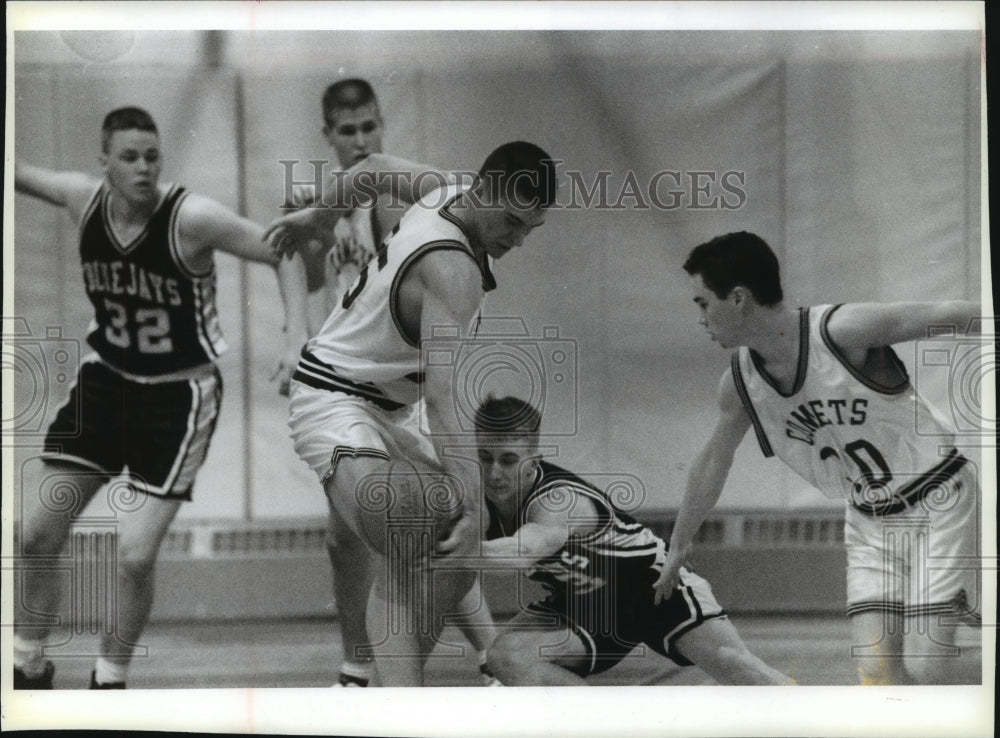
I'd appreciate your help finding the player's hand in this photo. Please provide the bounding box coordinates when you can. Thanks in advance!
[435,510,478,558]
[265,209,325,261]
[652,551,685,605]
[328,226,377,276]
[270,343,300,397]
[329,235,359,274]
[291,183,317,208]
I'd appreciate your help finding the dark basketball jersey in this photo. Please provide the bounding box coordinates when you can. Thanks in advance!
[78,184,226,376]
[486,461,665,598]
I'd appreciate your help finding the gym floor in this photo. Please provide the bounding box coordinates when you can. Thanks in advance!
[33,613,982,689]
[6,615,990,738]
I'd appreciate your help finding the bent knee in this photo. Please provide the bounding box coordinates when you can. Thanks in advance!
[112,536,162,581]
[488,632,535,674]
[708,644,755,672]
[698,644,772,684]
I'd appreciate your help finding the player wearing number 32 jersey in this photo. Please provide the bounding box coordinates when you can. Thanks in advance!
[12,106,308,690]
[78,182,226,376]
[658,231,982,686]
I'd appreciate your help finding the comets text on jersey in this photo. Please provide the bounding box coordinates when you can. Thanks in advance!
[786,398,868,445]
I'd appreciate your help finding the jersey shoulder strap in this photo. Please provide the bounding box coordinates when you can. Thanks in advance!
[731,350,775,457]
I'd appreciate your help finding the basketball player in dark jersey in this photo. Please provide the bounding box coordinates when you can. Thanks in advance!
[451,396,792,685]
[12,106,309,689]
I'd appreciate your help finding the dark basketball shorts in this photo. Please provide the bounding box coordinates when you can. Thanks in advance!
[43,357,222,500]
[526,566,727,676]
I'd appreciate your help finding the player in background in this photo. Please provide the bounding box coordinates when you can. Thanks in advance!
[447,395,793,686]
[266,141,556,685]
[12,106,309,689]
[656,231,982,685]
[288,78,499,687]
[289,78,396,334]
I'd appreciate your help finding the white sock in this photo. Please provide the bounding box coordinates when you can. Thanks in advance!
[94,657,128,685]
[340,660,374,680]
[13,635,46,676]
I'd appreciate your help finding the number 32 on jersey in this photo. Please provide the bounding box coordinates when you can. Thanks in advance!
[103,298,173,354]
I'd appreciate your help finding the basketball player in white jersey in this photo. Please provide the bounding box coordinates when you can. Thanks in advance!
[289,79,499,687]
[654,231,982,685]
[265,141,557,686]
[12,107,309,689]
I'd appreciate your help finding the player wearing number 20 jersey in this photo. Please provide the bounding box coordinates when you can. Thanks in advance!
[731,303,979,621]
[731,304,964,513]
[78,182,226,376]
[672,231,981,685]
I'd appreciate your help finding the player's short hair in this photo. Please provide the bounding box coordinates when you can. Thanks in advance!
[101,107,158,154]
[474,395,542,438]
[477,141,558,209]
[683,231,784,306]
[322,78,381,127]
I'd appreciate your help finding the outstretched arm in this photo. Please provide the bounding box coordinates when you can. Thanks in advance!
[450,490,594,570]
[322,153,456,207]
[178,194,310,394]
[414,251,490,556]
[265,153,454,260]
[272,252,310,395]
[654,368,751,604]
[825,301,982,350]
[14,162,100,223]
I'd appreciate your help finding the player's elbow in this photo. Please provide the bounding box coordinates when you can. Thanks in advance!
[947,300,982,335]
[686,459,729,505]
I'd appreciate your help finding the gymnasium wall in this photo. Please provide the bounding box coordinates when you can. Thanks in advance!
[10,30,983,527]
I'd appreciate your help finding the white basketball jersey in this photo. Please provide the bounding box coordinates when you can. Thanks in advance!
[295,184,495,408]
[320,206,378,316]
[732,305,960,512]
